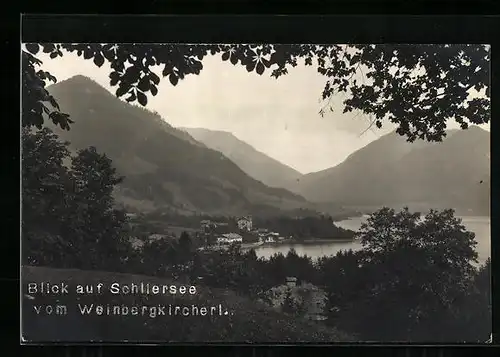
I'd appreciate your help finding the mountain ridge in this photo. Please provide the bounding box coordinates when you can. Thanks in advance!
[294,126,490,216]
[44,75,308,216]
[180,127,303,190]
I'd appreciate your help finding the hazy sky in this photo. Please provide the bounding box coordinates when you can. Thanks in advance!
[33,46,490,174]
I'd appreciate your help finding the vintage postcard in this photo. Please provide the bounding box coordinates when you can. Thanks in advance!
[21,42,491,343]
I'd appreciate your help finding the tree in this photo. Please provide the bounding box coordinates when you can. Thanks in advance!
[177,231,194,264]
[70,146,124,209]
[284,249,317,285]
[66,147,130,270]
[22,127,74,266]
[358,207,478,273]
[22,129,132,270]
[450,258,492,342]
[22,43,489,142]
[266,252,288,286]
[317,249,365,292]
[141,238,180,276]
[282,290,297,315]
[179,231,193,251]
[325,207,480,342]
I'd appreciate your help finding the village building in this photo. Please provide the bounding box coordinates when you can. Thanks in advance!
[237,216,253,231]
[217,232,243,245]
[260,277,328,321]
[200,220,211,229]
[264,236,275,243]
[129,236,144,250]
[263,232,280,243]
[148,233,168,241]
[286,276,297,288]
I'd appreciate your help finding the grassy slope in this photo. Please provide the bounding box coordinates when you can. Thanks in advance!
[22,266,352,343]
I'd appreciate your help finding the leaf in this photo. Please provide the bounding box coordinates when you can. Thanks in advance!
[169,74,179,86]
[49,96,60,110]
[145,56,155,66]
[93,53,105,67]
[150,84,158,96]
[47,73,57,83]
[137,91,148,106]
[25,43,39,55]
[230,55,238,65]
[138,77,150,92]
[116,85,129,97]
[124,66,140,81]
[49,52,57,59]
[83,49,93,60]
[261,58,271,67]
[103,49,115,61]
[162,63,173,77]
[150,72,160,85]
[222,52,230,61]
[256,62,265,75]
[42,44,55,53]
[125,91,136,102]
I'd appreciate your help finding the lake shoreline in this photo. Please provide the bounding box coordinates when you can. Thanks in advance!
[250,215,490,265]
[241,238,356,250]
[289,238,356,244]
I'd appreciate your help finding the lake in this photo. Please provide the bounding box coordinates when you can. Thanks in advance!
[252,215,491,266]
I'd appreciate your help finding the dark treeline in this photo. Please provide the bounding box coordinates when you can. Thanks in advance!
[129,209,233,229]
[254,215,355,240]
[131,208,355,242]
[22,127,491,343]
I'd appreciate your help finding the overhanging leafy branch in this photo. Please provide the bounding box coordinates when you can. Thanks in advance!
[22,43,490,142]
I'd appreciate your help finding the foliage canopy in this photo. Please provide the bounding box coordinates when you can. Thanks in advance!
[22,127,130,269]
[324,207,483,341]
[23,43,490,142]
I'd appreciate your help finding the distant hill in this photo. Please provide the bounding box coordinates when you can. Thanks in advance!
[295,127,490,216]
[44,75,307,215]
[181,127,303,190]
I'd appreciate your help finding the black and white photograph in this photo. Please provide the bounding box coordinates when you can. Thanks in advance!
[21,43,491,343]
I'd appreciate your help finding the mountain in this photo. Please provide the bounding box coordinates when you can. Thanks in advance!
[44,75,308,215]
[295,127,490,216]
[180,127,303,190]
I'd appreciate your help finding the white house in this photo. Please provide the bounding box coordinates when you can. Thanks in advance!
[286,276,298,288]
[217,233,243,245]
[237,216,253,231]
[149,233,168,241]
[264,236,275,243]
[262,232,280,243]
